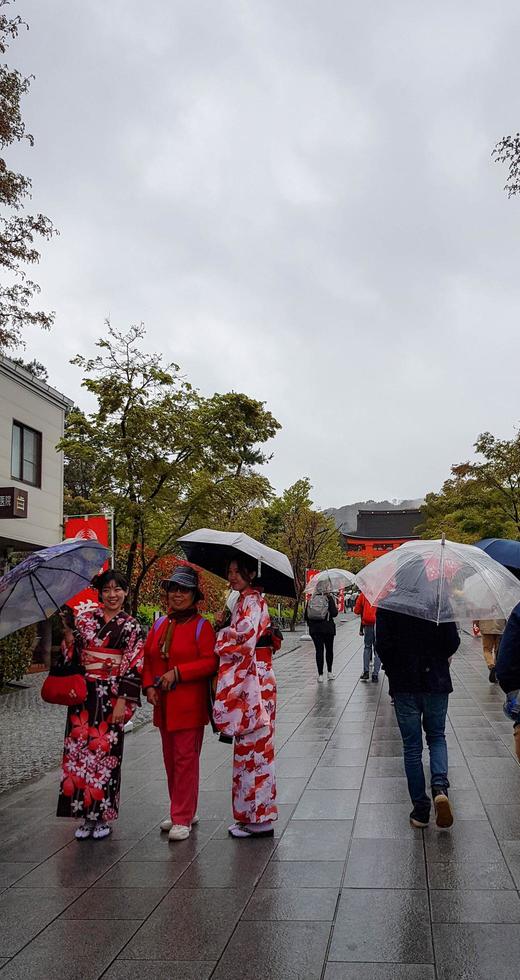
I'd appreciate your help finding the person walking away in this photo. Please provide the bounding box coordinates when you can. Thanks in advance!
[476,619,505,683]
[142,567,217,841]
[376,571,460,829]
[496,603,520,762]
[213,556,278,838]
[354,592,381,682]
[305,590,338,682]
[57,569,144,840]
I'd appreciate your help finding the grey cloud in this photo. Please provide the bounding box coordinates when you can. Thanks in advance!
[10,0,520,507]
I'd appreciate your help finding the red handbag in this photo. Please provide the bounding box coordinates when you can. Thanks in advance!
[41,651,87,707]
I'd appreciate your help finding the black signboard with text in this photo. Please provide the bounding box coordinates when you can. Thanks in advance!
[0,487,29,519]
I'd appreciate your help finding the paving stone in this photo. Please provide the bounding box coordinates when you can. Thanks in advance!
[0,918,141,979]
[274,776,311,802]
[324,966,435,980]
[308,766,364,790]
[360,776,410,803]
[259,860,344,888]
[0,886,83,956]
[0,862,35,889]
[354,804,419,840]
[97,860,189,888]
[425,821,515,889]
[433,923,520,980]
[486,805,520,840]
[243,885,338,920]
[319,748,369,767]
[211,919,331,980]
[430,888,520,922]
[345,838,426,888]
[103,964,215,980]
[123,888,251,960]
[62,885,168,919]
[274,820,353,862]
[176,838,275,887]
[292,789,359,820]
[329,888,433,963]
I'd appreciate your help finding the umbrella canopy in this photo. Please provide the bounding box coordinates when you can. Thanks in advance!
[355,537,520,624]
[177,529,296,598]
[475,538,520,573]
[0,540,110,640]
[304,568,357,596]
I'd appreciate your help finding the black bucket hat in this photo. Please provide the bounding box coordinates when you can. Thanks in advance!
[161,566,203,600]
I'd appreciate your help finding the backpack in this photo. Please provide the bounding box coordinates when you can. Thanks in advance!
[307,593,330,621]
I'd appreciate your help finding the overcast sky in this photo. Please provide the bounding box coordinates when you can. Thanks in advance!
[9,0,520,508]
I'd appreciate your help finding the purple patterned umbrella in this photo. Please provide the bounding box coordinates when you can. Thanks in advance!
[0,540,109,639]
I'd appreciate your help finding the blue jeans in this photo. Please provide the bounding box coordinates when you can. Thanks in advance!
[393,693,449,816]
[363,624,381,676]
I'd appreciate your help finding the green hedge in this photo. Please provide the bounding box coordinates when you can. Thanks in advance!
[0,626,36,687]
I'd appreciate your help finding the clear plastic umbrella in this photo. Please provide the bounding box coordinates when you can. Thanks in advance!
[355,537,520,624]
[304,568,357,596]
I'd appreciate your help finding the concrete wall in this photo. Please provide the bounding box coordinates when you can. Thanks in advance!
[0,363,71,549]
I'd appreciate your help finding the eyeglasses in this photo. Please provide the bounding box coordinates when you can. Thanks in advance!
[167,585,192,594]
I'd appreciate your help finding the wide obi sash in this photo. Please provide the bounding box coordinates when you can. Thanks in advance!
[83,647,122,680]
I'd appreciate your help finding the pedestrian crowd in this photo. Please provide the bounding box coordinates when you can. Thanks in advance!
[33,546,520,843]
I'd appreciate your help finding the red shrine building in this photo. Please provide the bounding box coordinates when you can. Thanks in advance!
[343,508,422,563]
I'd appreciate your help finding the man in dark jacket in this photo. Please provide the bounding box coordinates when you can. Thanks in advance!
[376,605,460,829]
[496,603,520,762]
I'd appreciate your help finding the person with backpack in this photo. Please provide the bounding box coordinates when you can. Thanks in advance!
[305,590,338,682]
[142,566,218,841]
[354,592,380,682]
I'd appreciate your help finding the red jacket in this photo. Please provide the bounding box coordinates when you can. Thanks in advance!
[142,614,218,732]
[354,593,376,626]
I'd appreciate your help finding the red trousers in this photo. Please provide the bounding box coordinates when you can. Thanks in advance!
[160,726,204,827]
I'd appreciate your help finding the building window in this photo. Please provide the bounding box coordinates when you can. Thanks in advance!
[373,543,395,552]
[348,543,365,552]
[11,421,42,487]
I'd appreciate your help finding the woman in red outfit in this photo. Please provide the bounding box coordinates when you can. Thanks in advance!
[142,566,217,842]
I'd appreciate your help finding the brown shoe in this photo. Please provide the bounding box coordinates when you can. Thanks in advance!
[433,788,454,828]
[514,726,520,764]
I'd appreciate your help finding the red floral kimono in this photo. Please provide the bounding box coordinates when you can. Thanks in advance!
[214,589,277,825]
[57,609,144,823]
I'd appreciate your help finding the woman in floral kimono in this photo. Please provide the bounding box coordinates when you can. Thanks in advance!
[57,569,144,840]
[213,556,277,838]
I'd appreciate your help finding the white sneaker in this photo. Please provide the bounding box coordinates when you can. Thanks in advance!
[317,675,324,683]
[161,813,198,833]
[168,824,191,841]
[327,671,335,680]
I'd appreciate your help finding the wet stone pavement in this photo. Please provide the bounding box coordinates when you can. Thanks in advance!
[1,616,520,979]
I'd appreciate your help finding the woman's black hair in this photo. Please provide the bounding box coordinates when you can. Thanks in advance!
[91,568,129,600]
[226,553,262,587]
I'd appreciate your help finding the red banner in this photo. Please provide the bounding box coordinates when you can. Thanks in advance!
[63,515,109,615]
[306,569,319,587]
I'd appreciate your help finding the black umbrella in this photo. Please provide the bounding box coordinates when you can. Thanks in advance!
[177,529,296,598]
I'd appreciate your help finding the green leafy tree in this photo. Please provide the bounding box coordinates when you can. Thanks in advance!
[60,323,280,612]
[0,0,57,350]
[264,478,347,629]
[419,430,520,542]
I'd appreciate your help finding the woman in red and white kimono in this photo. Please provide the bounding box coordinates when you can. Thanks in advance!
[213,557,277,838]
[57,569,144,840]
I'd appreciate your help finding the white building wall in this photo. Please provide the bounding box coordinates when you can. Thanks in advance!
[0,363,72,549]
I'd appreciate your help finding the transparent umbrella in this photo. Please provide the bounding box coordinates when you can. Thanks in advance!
[304,568,357,596]
[355,537,520,624]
